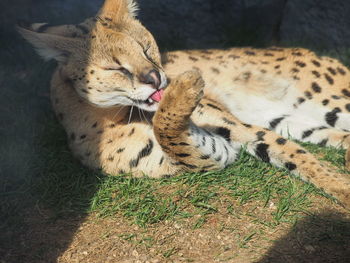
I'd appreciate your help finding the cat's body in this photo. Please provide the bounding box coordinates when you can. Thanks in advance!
[19,0,350,208]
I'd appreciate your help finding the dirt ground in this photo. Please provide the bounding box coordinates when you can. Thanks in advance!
[3,195,350,263]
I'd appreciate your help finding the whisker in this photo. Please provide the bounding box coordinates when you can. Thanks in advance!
[141,109,151,126]
[112,105,126,121]
[128,105,134,124]
[137,107,144,123]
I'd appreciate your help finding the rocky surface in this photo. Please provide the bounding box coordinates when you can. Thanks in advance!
[2,0,350,49]
[280,0,350,49]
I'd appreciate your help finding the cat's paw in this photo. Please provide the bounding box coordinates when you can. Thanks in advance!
[161,70,205,114]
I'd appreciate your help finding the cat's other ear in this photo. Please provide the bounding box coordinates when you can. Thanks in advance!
[17,22,84,63]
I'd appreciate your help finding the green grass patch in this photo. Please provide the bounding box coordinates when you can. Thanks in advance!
[32,116,348,228]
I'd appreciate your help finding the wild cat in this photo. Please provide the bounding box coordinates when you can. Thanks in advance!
[18,0,350,208]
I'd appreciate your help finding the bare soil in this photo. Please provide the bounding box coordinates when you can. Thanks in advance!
[3,195,350,263]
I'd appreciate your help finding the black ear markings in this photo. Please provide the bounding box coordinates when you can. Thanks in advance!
[17,20,52,33]
[36,23,51,33]
[76,24,89,35]
[16,19,33,30]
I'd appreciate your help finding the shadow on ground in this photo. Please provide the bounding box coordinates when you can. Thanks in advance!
[257,211,350,263]
[0,1,102,262]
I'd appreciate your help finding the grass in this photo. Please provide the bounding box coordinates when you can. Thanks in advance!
[31,117,345,229]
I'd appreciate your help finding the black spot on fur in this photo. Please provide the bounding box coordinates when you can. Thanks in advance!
[325,108,341,127]
[228,55,240,59]
[129,139,154,168]
[255,143,270,163]
[269,116,285,129]
[264,53,274,57]
[175,153,191,157]
[189,56,198,62]
[304,91,312,99]
[211,67,220,74]
[297,97,305,104]
[302,129,314,139]
[207,103,222,111]
[245,50,256,56]
[337,67,346,75]
[318,139,328,146]
[223,117,236,125]
[342,89,350,97]
[332,95,341,100]
[322,99,329,106]
[276,138,287,145]
[276,57,286,61]
[174,161,198,169]
[200,50,213,54]
[345,104,350,112]
[216,127,231,142]
[324,73,334,85]
[215,155,222,162]
[292,51,303,56]
[201,136,207,146]
[128,128,135,136]
[159,156,164,165]
[311,70,321,78]
[311,60,321,67]
[256,131,266,141]
[117,148,125,153]
[285,162,297,171]
[295,61,306,67]
[311,82,322,93]
[211,138,216,153]
[200,155,210,160]
[80,135,87,139]
[297,149,307,154]
[327,67,337,76]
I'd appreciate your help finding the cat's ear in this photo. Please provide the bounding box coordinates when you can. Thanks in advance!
[98,0,139,24]
[17,22,84,62]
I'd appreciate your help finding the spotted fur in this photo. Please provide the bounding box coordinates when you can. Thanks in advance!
[19,0,350,209]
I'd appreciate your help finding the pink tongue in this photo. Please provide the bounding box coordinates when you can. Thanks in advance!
[150,89,164,102]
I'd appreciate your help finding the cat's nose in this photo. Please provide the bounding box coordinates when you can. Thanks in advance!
[140,69,161,89]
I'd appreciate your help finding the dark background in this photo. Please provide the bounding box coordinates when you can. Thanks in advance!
[1,0,350,262]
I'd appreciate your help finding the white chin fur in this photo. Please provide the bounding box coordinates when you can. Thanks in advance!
[137,102,159,112]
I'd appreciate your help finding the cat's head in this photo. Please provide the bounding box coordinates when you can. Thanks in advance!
[18,0,167,112]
